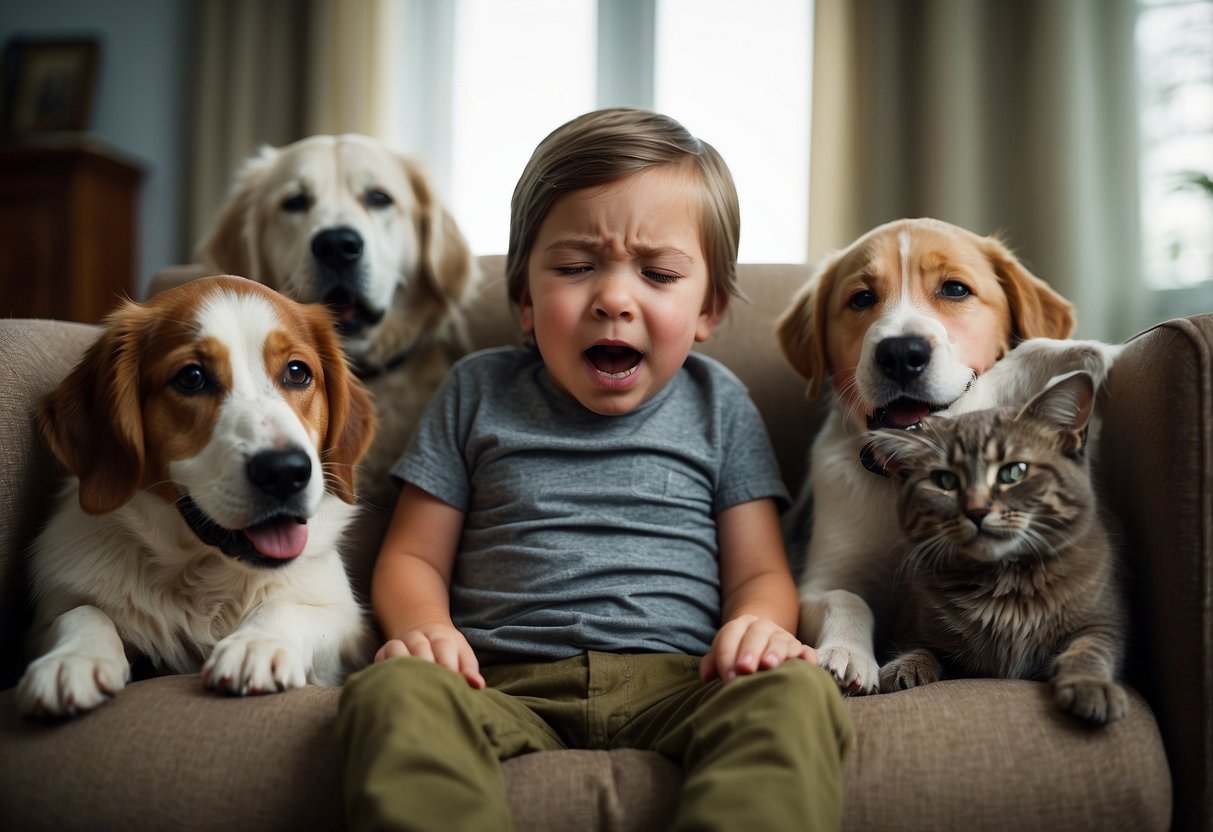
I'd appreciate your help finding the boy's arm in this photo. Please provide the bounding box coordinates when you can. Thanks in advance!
[371,483,485,688]
[703,497,816,683]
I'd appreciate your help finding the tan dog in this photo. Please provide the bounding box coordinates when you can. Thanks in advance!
[777,217,1083,694]
[18,276,376,718]
[198,134,480,584]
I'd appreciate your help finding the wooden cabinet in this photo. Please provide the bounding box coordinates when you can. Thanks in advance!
[0,141,144,323]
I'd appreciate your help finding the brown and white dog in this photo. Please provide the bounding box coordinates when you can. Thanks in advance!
[17,276,377,718]
[777,217,1120,694]
[197,134,479,583]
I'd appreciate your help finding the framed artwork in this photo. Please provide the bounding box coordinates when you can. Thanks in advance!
[1,38,100,139]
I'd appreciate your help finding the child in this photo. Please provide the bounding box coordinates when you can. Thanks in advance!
[337,108,853,831]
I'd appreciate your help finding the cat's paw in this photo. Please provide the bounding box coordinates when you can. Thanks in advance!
[1052,674,1128,725]
[879,649,942,693]
[818,645,880,695]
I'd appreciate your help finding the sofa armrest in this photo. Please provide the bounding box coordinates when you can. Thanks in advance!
[0,318,98,688]
[1098,313,1213,832]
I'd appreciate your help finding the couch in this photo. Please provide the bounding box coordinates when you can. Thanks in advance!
[0,256,1199,831]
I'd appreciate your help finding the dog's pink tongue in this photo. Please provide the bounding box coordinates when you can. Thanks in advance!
[244,518,308,559]
[890,400,930,427]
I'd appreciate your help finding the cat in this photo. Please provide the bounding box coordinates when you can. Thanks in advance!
[866,371,1128,725]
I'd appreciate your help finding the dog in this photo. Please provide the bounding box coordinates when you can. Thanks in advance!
[197,134,479,585]
[775,217,1121,694]
[16,276,377,718]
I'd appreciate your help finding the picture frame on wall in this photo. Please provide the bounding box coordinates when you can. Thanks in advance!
[1,38,100,140]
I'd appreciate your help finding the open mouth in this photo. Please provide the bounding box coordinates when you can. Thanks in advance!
[861,397,948,477]
[322,287,385,336]
[866,397,946,430]
[177,496,308,568]
[584,344,643,379]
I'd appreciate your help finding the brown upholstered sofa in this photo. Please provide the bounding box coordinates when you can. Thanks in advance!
[0,256,1200,830]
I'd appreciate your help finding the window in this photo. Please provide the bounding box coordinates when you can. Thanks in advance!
[392,0,813,261]
[1136,0,1213,306]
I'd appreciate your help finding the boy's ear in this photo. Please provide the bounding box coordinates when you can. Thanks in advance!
[517,284,534,335]
[695,290,727,342]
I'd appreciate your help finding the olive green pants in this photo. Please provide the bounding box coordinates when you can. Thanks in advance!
[337,652,852,832]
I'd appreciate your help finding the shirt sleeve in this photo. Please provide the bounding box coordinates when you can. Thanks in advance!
[390,358,473,512]
[713,372,791,515]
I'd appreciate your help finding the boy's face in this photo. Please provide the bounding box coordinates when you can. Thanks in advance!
[520,166,722,416]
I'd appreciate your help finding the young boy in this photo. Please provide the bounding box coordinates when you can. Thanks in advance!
[337,108,853,831]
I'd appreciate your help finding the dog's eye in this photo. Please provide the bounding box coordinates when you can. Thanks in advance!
[283,361,313,388]
[281,193,312,213]
[941,280,971,300]
[931,470,960,490]
[997,461,1028,485]
[365,189,394,208]
[172,365,209,394]
[848,290,876,310]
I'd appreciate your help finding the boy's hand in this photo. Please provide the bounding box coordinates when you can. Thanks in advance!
[374,623,486,689]
[701,614,818,683]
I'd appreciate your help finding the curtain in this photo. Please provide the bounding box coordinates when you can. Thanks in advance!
[186,0,397,255]
[809,0,1148,341]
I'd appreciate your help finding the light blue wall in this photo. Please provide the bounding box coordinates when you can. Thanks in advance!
[1,0,192,297]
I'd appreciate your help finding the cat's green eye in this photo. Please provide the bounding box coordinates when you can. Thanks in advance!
[997,462,1029,485]
[931,470,960,490]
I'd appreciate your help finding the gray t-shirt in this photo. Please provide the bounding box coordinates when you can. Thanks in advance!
[393,346,788,664]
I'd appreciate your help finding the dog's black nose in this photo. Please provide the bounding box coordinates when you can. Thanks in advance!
[311,227,364,268]
[247,449,312,500]
[875,336,932,385]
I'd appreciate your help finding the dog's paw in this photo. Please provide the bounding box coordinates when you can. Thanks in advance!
[203,633,307,696]
[1052,674,1128,725]
[16,651,130,718]
[817,645,880,695]
[878,649,942,693]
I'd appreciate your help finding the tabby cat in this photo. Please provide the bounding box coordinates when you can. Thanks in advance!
[867,371,1128,725]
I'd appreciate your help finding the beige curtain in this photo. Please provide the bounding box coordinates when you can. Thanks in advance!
[187,0,397,256]
[809,0,1147,341]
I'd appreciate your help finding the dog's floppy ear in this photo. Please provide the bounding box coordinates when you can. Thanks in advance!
[38,303,149,514]
[401,154,476,305]
[982,235,1075,341]
[308,305,378,503]
[196,145,281,283]
[776,253,842,399]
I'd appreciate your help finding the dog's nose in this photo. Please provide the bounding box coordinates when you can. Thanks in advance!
[875,336,932,385]
[247,449,312,501]
[311,227,364,268]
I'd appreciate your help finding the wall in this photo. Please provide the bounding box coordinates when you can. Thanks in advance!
[1,0,192,298]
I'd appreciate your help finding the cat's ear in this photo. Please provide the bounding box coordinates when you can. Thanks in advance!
[1019,371,1095,454]
[865,429,931,481]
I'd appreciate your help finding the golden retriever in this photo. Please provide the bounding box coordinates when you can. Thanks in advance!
[17,276,376,718]
[197,134,479,583]
[777,217,1120,694]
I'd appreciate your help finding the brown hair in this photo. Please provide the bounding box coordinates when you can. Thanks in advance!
[505,108,741,313]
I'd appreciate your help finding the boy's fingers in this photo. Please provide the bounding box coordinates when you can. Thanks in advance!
[700,651,718,683]
[403,633,436,664]
[431,637,461,674]
[375,639,409,663]
[799,644,819,665]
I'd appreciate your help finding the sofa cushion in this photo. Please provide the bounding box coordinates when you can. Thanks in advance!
[0,674,1170,832]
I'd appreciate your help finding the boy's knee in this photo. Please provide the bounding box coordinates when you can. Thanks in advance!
[341,657,469,717]
[725,661,850,736]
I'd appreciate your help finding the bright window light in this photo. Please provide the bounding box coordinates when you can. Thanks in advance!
[1136,0,1213,289]
[449,0,596,256]
[655,0,812,263]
